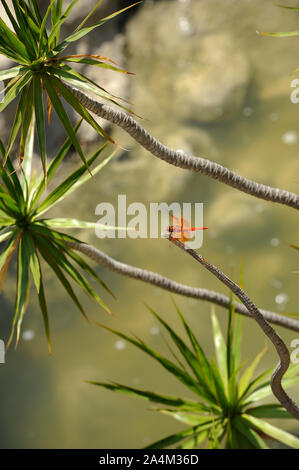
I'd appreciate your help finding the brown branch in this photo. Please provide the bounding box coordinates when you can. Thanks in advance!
[65,241,299,333]
[66,84,299,210]
[168,237,299,421]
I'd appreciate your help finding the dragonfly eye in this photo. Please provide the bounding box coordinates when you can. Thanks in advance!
[167,225,173,233]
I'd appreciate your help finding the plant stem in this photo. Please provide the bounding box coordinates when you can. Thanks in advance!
[66,84,299,210]
[65,241,299,332]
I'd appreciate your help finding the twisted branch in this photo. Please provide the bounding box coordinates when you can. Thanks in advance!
[65,241,299,333]
[67,84,299,210]
[168,237,299,420]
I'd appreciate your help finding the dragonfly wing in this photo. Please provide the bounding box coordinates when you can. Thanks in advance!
[170,213,181,226]
[169,214,203,241]
[180,216,191,229]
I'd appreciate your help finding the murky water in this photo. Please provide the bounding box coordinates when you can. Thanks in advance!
[0,0,299,448]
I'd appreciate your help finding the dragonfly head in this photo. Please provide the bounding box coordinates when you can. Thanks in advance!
[161,226,173,239]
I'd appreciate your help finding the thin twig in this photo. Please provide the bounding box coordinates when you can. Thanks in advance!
[167,237,299,420]
[65,241,299,333]
[66,84,299,210]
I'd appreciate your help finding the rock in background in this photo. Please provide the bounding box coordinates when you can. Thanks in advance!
[1,0,299,160]
[126,1,251,124]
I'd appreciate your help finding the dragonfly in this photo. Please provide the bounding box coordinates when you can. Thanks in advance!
[165,213,208,243]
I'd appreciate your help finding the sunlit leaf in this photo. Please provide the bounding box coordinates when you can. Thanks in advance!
[55,243,114,299]
[0,230,19,293]
[0,15,31,61]
[277,5,299,11]
[146,422,217,450]
[42,74,89,169]
[242,414,299,449]
[94,322,212,399]
[0,65,26,81]
[0,228,15,243]
[22,232,40,292]
[246,404,293,419]
[159,409,217,426]
[0,72,32,113]
[290,244,299,251]
[34,142,108,216]
[233,314,242,370]
[258,30,299,37]
[51,2,141,56]
[75,0,105,32]
[7,237,30,349]
[60,56,133,74]
[33,75,46,176]
[38,0,56,54]
[172,299,216,396]
[35,233,112,315]
[19,81,34,163]
[29,119,83,210]
[211,307,227,388]
[50,64,139,115]
[88,381,203,410]
[36,265,51,354]
[147,305,216,404]
[47,0,79,48]
[36,238,88,321]
[233,416,269,449]
[49,76,113,143]
[176,430,208,449]
[41,218,127,231]
[210,357,228,408]
[245,373,299,405]
[238,346,267,398]
[20,110,35,194]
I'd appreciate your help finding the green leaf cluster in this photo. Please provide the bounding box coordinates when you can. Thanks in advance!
[90,301,299,449]
[0,122,118,352]
[0,0,138,175]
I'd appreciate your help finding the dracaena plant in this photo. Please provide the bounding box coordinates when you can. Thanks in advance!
[0,118,120,353]
[90,302,299,449]
[0,0,138,175]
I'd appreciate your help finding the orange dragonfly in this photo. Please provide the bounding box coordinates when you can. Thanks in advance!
[166,213,208,243]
